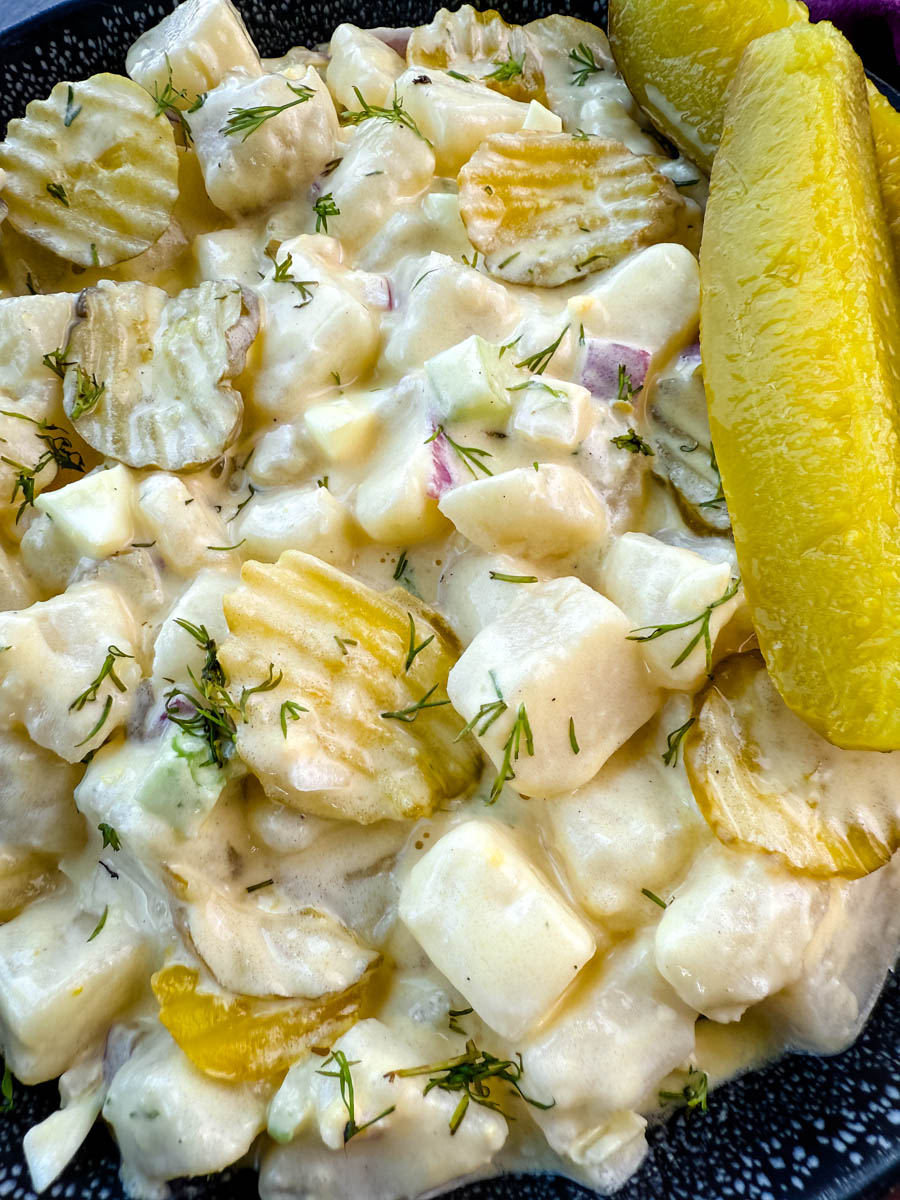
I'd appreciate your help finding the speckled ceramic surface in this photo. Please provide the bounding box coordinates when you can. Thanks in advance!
[0,2,899,1197]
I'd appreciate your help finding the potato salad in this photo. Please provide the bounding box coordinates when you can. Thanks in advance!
[0,1,898,1198]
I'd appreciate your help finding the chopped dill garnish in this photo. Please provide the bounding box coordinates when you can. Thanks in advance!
[0,408,85,521]
[312,192,340,234]
[425,425,493,478]
[627,578,740,674]
[63,85,82,126]
[69,365,105,419]
[483,53,525,82]
[489,572,538,583]
[489,703,533,803]
[220,81,315,141]
[616,363,641,404]
[568,716,580,754]
[318,1050,396,1143]
[662,716,695,767]
[642,887,667,909]
[610,428,654,456]
[246,878,274,893]
[334,636,358,655]
[340,86,428,142]
[659,1066,708,1113]
[569,43,604,86]
[515,326,570,375]
[87,906,108,943]
[454,672,507,743]
[0,1062,13,1113]
[70,645,133,713]
[265,247,318,306]
[46,182,69,207]
[381,683,450,723]
[279,699,308,737]
[98,823,121,852]
[404,612,434,672]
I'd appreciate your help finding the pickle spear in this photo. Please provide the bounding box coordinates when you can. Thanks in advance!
[699,22,900,750]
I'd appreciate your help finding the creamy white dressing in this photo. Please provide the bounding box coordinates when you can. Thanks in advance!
[0,3,898,1199]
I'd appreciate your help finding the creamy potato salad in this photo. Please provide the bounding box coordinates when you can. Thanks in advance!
[0,2,898,1197]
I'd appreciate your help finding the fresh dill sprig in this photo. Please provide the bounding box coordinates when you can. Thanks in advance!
[237,663,283,718]
[642,887,667,909]
[627,578,740,674]
[454,672,507,743]
[404,612,434,672]
[221,82,315,141]
[318,1050,396,1143]
[46,182,69,207]
[489,703,533,803]
[0,408,86,521]
[63,85,82,126]
[381,683,450,723]
[340,86,428,142]
[70,645,133,713]
[386,1038,553,1135]
[610,427,654,456]
[569,43,603,86]
[150,56,194,143]
[484,52,525,82]
[279,699,308,737]
[98,823,121,851]
[425,425,493,478]
[42,347,72,379]
[659,1066,708,1113]
[662,716,695,767]
[515,325,570,375]
[69,365,105,420]
[312,192,340,233]
[265,248,318,306]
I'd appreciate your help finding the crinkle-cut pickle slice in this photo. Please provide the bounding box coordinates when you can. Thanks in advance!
[686,655,900,879]
[699,23,900,751]
[608,0,900,264]
[0,73,179,268]
[219,550,481,824]
[457,131,690,288]
[152,963,371,1082]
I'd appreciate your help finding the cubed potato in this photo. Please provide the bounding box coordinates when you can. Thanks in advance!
[598,532,741,691]
[19,513,85,593]
[35,465,136,561]
[0,293,74,417]
[439,465,608,560]
[424,334,518,425]
[0,407,59,538]
[399,820,596,1039]
[0,728,84,857]
[0,540,37,611]
[326,24,405,111]
[151,568,238,690]
[303,396,377,464]
[0,894,149,1082]
[126,0,262,105]
[654,843,827,1023]
[447,577,661,796]
[510,377,593,451]
[568,243,699,373]
[383,253,520,372]
[0,582,143,762]
[136,472,240,576]
[247,423,311,488]
[233,484,354,565]
[191,68,339,217]
[193,227,264,287]
[546,728,709,932]
[437,549,551,646]
[394,69,530,175]
[103,1031,266,1182]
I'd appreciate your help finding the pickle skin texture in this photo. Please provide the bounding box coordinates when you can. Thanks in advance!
[699,23,900,750]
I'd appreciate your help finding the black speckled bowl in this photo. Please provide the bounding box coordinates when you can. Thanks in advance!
[1,4,900,1198]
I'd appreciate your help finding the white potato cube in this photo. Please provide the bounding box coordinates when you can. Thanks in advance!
[19,513,84,593]
[384,254,520,372]
[233,484,354,564]
[191,68,339,217]
[0,540,36,612]
[103,1031,266,1182]
[522,99,563,132]
[0,582,142,762]
[35,465,136,560]
[303,396,377,463]
[0,293,74,417]
[447,578,661,796]
[126,0,262,104]
[437,549,551,646]
[510,377,593,451]
[546,732,708,932]
[654,843,827,1023]
[247,422,310,487]
[193,227,265,287]
[327,119,435,250]
[764,857,900,1053]
[326,24,405,111]
[151,568,237,690]
[0,407,58,538]
[262,1018,507,1199]
[395,69,530,174]
[76,548,166,629]
[439,465,608,560]
[0,729,84,857]
[599,532,741,691]
[399,820,595,1039]
[569,243,700,373]
[425,334,517,424]
[520,932,695,1163]
[136,472,239,575]
[0,894,149,1083]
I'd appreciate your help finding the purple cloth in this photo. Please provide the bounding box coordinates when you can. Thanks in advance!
[806,0,900,67]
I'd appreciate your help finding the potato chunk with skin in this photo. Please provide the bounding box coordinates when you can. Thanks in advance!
[599,532,741,691]
[439,464,608,560]
[0,582,142,762]
[0,892,149,1083]
[394,68,530,175]
[0,74,179,268]
[103,1031,266,1183]
[126,0,262,104]
[399,820,596,1039]
[220,551,481,824]
[326,23,405,112]
[654,842,827,1022]
[63,279,258,471]
[448,578,660,796]
[459,132,691,288]
[191,68,338,218]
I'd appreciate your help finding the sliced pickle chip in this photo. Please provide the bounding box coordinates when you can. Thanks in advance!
[457,131,691,287]
[407,5,545,104]
[63,278,258,470]
[0,73,179,268]
[646,347,731,534]
[685,653,900,879]
[219,550,482,824]
[152,963,370,1082]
